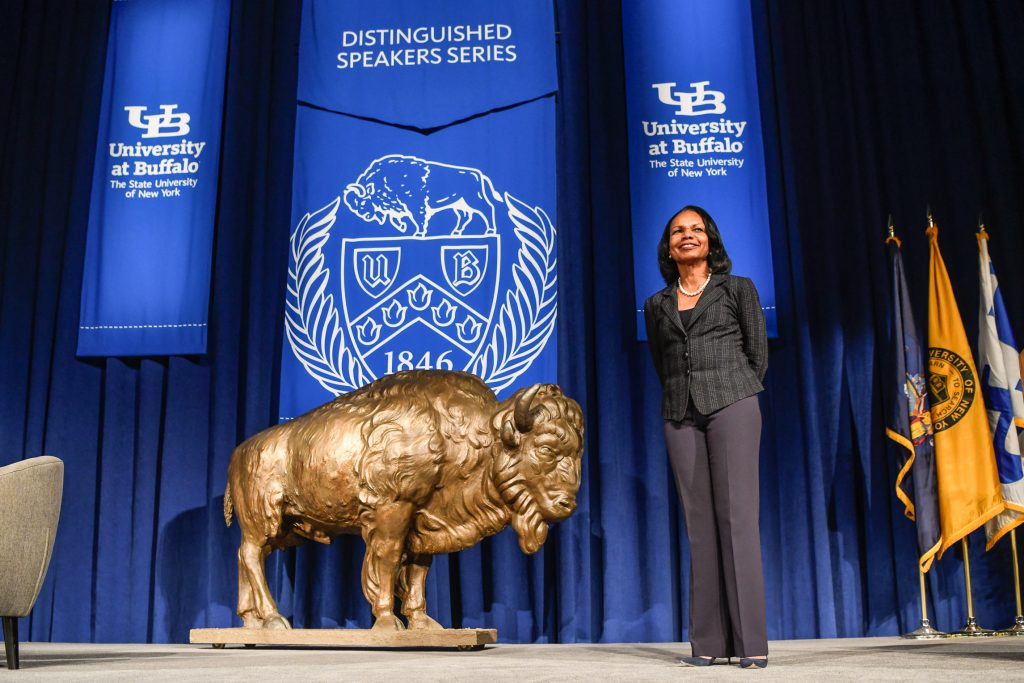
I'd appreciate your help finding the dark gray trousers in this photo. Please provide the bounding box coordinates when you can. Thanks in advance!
[664,395,767,658]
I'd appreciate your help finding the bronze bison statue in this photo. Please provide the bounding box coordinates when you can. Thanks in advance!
[224,370,584,631]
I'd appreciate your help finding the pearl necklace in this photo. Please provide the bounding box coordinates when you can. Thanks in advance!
[677,271,712,297]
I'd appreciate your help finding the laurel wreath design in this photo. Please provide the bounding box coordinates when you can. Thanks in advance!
[287,190,557,397]
[285,197,366,394]
[469,192,558,393]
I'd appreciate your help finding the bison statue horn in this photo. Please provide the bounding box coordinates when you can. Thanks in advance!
[515,383,541,432]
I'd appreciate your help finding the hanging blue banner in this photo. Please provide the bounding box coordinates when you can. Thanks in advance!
[623,0,778,339]
[299,0,555,129]
[280,0,557,420]
[77,0,230,357]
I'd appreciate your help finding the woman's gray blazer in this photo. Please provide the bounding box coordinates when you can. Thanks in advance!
[643,273,767,420]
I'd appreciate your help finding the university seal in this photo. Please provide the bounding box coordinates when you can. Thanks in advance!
[927,347,976,432]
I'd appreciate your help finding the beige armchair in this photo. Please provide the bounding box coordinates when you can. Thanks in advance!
[0,456,63,670]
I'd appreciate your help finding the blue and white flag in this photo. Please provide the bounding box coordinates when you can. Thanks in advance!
[279,0,558,420]
[977,229,1024,547]
[78,0,230,356]
[622,0,777,339]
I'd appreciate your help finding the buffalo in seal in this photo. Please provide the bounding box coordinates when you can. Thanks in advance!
[343,154,503,237]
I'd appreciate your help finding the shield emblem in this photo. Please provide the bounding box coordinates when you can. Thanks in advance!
[352,247,400,299]
[341,235,500,381]
[441,245,489,296]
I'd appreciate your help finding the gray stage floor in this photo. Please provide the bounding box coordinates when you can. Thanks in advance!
[4,636,1024,681]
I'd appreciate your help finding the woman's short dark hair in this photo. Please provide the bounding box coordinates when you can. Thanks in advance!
[656,205,732,286]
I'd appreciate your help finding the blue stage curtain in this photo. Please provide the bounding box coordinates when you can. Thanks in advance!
[2,0,1024,644]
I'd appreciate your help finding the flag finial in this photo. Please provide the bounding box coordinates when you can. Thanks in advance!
[927,205,935,228]
[977,212,985,233]
[885,214,901,246]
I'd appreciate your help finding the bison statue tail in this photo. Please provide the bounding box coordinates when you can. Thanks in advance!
[223,484,233,527]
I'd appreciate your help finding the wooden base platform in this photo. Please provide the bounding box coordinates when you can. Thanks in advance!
[189,627,497,650]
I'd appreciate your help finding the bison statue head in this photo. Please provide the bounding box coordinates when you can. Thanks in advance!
[491,384,584,554]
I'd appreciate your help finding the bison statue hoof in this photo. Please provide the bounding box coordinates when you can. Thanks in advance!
[407,613,444,630]
[263,614,292,630]
[372,613,406,631]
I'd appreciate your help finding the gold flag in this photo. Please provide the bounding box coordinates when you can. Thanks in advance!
[927,223,1005,557]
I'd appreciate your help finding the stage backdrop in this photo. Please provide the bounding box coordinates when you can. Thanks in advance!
[77,0,230,356]
[279,0,558,421]
[3,0,1024,648]
[623,0,777,339]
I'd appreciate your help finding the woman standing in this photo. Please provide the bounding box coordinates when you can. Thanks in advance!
[643,205,768,669]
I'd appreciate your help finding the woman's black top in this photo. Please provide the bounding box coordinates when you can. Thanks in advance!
[677,308,693,328]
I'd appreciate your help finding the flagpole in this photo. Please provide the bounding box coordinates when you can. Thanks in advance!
[889,214,944,640]
[927,212,1012,638]
[952,537,999,636]
[1007,528,1024,635]
[902,567,944,639]
[977,217,1024,637]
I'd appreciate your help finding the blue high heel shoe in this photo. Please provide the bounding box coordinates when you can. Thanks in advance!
[739,657,767,669]
[679,656,716,667]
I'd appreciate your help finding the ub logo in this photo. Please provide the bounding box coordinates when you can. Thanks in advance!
[286,155,557,396]
[651,81,726,116]
[124,104,191,138]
